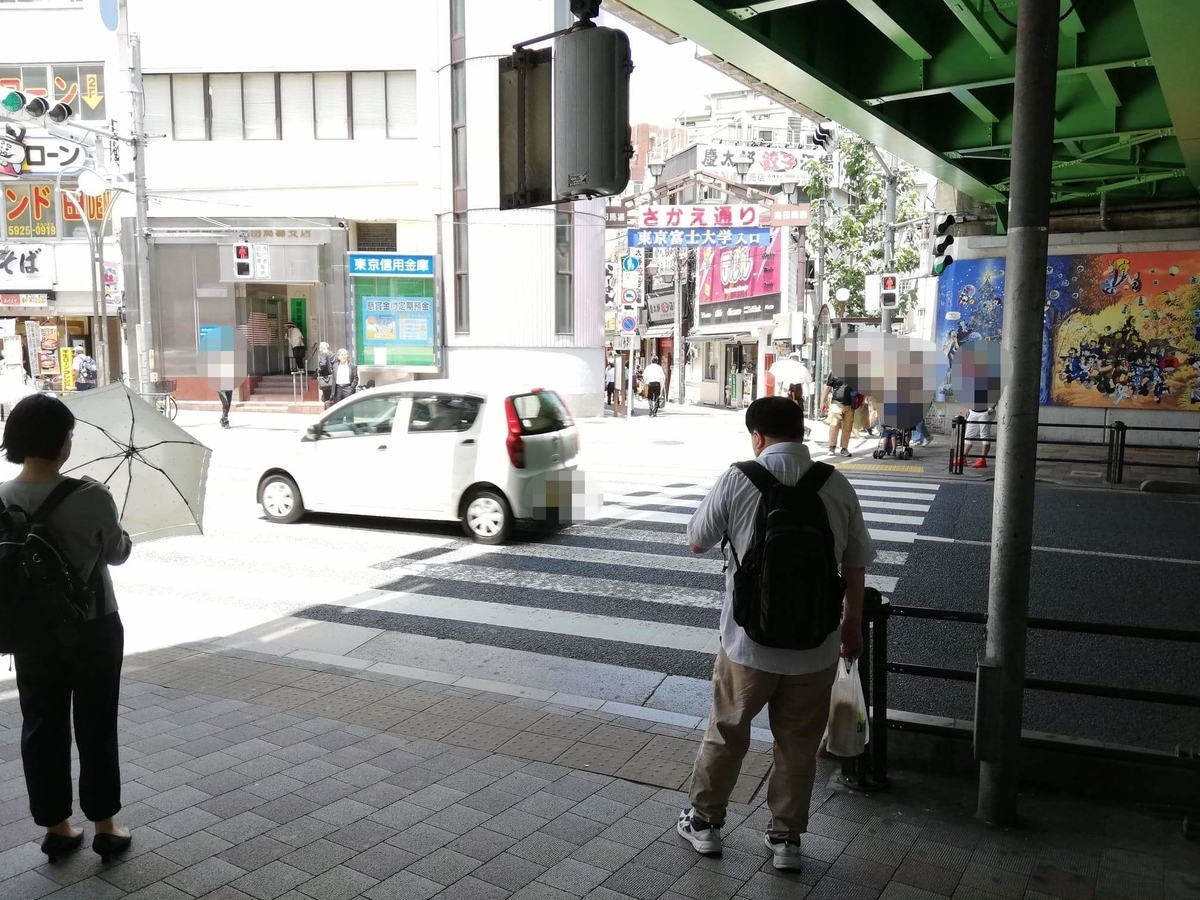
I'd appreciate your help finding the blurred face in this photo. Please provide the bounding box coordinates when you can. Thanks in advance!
[337,350,348,363]
[750,430,767,457]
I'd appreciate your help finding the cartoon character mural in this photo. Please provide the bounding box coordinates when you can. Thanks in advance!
[935,251,1200,409]
[0,125,27,180]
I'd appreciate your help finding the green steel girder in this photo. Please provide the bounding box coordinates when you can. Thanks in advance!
[612,0,1199,209]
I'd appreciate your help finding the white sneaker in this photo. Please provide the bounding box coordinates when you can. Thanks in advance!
[764,834,803,870]
[677,809,722,855]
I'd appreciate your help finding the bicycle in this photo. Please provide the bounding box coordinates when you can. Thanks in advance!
[144,379,179,421]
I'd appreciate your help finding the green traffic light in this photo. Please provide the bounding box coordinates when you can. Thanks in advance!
[1,92,24,113]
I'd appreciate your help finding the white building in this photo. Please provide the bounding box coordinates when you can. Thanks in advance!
[2,0,606,415]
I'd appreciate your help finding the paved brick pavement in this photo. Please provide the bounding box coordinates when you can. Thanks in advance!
[1,644,1197,900]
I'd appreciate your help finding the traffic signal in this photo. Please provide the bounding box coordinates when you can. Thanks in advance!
[931,214,955,276]
[233,242,252,278]
[880,273,899,309]
[812,121,838,152]
[1,90,72,123]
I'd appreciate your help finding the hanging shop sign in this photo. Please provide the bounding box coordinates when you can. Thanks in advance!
[696,142,823,186]
[0,243,55,289]
[629,227,771,249]
[630,204,771,230]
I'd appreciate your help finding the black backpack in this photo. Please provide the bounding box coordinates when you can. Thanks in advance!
[721,461,845,650]
[0,479,97,654]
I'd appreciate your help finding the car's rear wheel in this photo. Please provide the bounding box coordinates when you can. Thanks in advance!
[261,474,305,524]
[462,489,512,544]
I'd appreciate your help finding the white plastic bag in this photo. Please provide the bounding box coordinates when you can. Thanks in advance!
[825,659,870,757]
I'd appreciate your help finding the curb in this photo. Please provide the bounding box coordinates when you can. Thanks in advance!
[1140,480,1200,495]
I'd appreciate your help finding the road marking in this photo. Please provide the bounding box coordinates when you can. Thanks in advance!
[869,528,918,544]
[867,574,898,592]
[912,535,1200,565]
[875,550,909,566]
[858,499,931,513]
[386,562,725,609]
[838,463,926,474]
[439,541,723,574]
[565,524,691,545]
[852,488,941,502]
[598,506,693,526]
[351,591,723,654]
[862,511,925,526]
[848,478,943,492]
[607,495,701,511]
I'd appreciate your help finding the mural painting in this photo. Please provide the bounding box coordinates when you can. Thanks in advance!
[935,251,1200,409]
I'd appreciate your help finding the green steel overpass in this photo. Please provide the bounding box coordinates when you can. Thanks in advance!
[606,0,1199,220]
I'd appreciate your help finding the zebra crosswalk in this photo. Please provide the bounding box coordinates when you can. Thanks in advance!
[291,466,942,714]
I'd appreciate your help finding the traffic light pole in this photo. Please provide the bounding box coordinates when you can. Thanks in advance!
[130,34,154,394]
[872,145,898,334]
[975,0,1060,826]
[673,249,684,405]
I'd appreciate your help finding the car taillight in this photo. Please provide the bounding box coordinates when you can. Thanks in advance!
[504,397,525,469]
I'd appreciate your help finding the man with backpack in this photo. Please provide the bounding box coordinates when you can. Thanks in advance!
[820,371,858,457]
[676,396,875,871]
[71,349,98,391]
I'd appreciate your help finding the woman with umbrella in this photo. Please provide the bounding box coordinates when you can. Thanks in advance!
[0,394,134,864]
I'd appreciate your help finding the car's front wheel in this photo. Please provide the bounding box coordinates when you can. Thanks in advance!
[462,489,512,544]
[260,474,305,524]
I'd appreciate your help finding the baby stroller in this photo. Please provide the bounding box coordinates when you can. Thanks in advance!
[872,424,914,460]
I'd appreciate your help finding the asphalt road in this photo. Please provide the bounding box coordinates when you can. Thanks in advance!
[889,480,1200,752]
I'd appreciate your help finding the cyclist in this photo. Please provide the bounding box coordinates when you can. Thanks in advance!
[642,356,666,416]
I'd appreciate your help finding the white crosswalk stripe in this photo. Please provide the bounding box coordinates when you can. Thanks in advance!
[294,464,942,703]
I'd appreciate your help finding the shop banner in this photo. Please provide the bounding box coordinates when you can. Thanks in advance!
[695,142,823,186]
[349,253,437,369]
[0,243,55,289]
[630,204,770,230]
[0,291,49,307]
[697,229,781,306]
[23,321,40,377]
[629,227,771,249]
[59,346,75,391]
[35,324,59,376]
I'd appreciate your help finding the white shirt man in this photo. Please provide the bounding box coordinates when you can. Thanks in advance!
[675,396,875,870]
[641,362,665,385]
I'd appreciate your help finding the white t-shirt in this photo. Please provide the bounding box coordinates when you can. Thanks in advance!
[687,442,877,675]
[289,328,304,349]
[605,366,615,385]
[335,363,352,385]
[642,364,666,385]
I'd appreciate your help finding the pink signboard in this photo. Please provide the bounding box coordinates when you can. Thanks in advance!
[696,229,781,306]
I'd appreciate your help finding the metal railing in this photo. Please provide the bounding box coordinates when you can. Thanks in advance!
[838,588,1200,792]
[947,415,1200,483]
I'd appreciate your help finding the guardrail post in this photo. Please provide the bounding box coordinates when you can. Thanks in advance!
[950,415,966,474]
[838,588,886,793]
[872,596,890,788]
[1114,421,1127,484]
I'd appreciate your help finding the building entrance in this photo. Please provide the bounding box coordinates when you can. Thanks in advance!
[237,285,290,376]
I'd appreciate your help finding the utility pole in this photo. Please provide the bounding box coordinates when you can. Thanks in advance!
[672,248,684,405]
[816,194,826,310]
[872,145,898,334]
[975,0,1060,825]
[130,33,154,393]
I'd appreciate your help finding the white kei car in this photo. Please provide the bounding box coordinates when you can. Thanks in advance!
[256,381,582,543]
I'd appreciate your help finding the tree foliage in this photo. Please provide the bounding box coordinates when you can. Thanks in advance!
[803,135,922,317]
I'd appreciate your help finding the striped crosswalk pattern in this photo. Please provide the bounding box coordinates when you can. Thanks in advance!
[293,465,941,705]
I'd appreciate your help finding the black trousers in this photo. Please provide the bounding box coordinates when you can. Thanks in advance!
[218,390,232,422]
[331,384,355,404]
[292,346,305,372]
[15,613,124,826]
[605,383,615,405]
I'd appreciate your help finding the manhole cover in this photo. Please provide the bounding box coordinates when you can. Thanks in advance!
[653,440,685,446]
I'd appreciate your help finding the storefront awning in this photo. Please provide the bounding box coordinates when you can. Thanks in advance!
[687,327,752,342]
[642,324,674,338]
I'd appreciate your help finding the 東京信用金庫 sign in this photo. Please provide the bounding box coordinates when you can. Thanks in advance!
[349,253,437,370]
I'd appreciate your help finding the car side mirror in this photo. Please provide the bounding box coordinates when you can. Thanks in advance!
[305,424,320,441]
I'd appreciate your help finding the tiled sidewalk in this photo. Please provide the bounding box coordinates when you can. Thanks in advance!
[0,645,1196,900]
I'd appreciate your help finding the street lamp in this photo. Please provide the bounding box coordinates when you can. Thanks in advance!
[647,158,665,183]
[733,154,752,182]
[780,180,798,203]
[54,164,131,388]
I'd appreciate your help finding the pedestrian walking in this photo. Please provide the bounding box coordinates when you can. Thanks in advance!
[217,389,232,429]
[315,342,336,408]
[331,349,358,405]
[0,394,134,864]
[769,352,812,438]
[959,403,994,469]
[605,360,616,407]
[71,351,98,391]
[642,356,666,414]
[820,372,857,457]
[286,323,306,374]
[676,396,875,870]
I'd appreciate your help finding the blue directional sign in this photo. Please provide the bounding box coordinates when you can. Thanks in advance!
[621,255,640,272]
